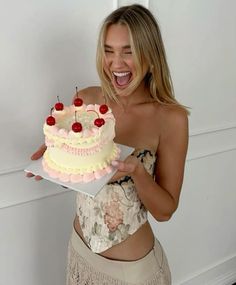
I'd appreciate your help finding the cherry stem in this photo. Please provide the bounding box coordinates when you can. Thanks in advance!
[76,86,78,97]
[50,107,54,115]
[57,95,60,102]
[87,109,99,118]
[103,95,107,105]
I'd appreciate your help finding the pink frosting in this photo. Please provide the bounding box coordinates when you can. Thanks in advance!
[60,139,109,156]
[42,147,120,184]
[70,174,83,183]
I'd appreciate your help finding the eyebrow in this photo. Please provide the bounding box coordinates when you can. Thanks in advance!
[104,44,131,49]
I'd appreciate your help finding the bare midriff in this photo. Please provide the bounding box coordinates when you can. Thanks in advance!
[73,215,155,261]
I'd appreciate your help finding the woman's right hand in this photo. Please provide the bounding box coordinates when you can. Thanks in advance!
[26,144,47,180]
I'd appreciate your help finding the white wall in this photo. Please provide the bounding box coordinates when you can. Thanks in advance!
[0,0,236,284]
[0,181,76,285]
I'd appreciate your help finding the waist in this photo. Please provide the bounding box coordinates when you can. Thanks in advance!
[73,215,155,261]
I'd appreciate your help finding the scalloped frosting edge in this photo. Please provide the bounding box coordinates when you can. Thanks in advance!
[42,144,121,183]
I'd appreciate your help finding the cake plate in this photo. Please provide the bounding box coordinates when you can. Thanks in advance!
[24,144,134,197]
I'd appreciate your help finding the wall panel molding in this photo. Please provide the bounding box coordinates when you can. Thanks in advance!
[0,170,72,210]
[187,146,236,161]
[189,122,236,137]
[0,165,27,176]
[179,255,236,285]
[187,122,236,161]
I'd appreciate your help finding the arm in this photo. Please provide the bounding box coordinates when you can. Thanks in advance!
[112,108,189,221]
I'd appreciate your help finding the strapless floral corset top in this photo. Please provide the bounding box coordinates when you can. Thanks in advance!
[76,149,156,253]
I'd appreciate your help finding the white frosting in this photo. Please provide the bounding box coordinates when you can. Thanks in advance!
[42,103,119,183]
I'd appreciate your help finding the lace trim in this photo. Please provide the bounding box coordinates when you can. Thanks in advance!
[66,240,170,285]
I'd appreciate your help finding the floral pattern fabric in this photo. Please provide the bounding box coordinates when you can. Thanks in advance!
[76,149,156,253]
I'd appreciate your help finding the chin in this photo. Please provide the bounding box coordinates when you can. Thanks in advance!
[113,86,129,95]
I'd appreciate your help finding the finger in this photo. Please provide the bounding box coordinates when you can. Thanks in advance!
[31,144,47,160]
[111,160,119,167]
[112,160,136,173]
[109,170,127,183]
[26,172,34,178]
[118,161,136,173]
[35,175,43,181]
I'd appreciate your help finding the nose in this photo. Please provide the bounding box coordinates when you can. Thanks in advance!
[109,53,125,68]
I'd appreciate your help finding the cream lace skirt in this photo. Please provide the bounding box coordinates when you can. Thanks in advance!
[66,228,171,285]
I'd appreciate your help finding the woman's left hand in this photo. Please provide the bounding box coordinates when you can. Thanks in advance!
[109,155,142,182]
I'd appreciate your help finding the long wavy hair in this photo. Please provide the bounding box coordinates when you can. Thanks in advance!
[96,4,189,113]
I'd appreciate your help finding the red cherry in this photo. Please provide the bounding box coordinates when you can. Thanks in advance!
[74,97,83,107]
[94,118,105,127]
[55,96,64,110]
[55,102,64,111]
[72,122,82,132]
[46,116,56,126]
[99,104,108,114]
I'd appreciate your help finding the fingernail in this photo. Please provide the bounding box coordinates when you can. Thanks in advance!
[111,160,119,167]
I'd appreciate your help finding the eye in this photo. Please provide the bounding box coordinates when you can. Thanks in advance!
[123,49,132,55]
[105,50,113,53]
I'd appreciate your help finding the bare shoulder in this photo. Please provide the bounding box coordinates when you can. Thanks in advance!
[74,86,103,105]
[158,104,189,137]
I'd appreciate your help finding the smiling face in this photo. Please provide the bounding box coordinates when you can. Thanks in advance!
[96,5,178,109]
[103,24,137,94]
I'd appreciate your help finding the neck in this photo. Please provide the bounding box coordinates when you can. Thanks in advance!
[116,83,152,108]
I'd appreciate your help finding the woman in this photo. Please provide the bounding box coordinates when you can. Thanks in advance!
[28,4,189,284]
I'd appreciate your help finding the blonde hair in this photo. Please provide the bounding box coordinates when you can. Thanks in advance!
[96,4,189,113]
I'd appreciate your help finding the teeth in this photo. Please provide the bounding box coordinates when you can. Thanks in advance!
[113,71,130,77]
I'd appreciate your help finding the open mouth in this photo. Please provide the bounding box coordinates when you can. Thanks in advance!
[112,71,132,87]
